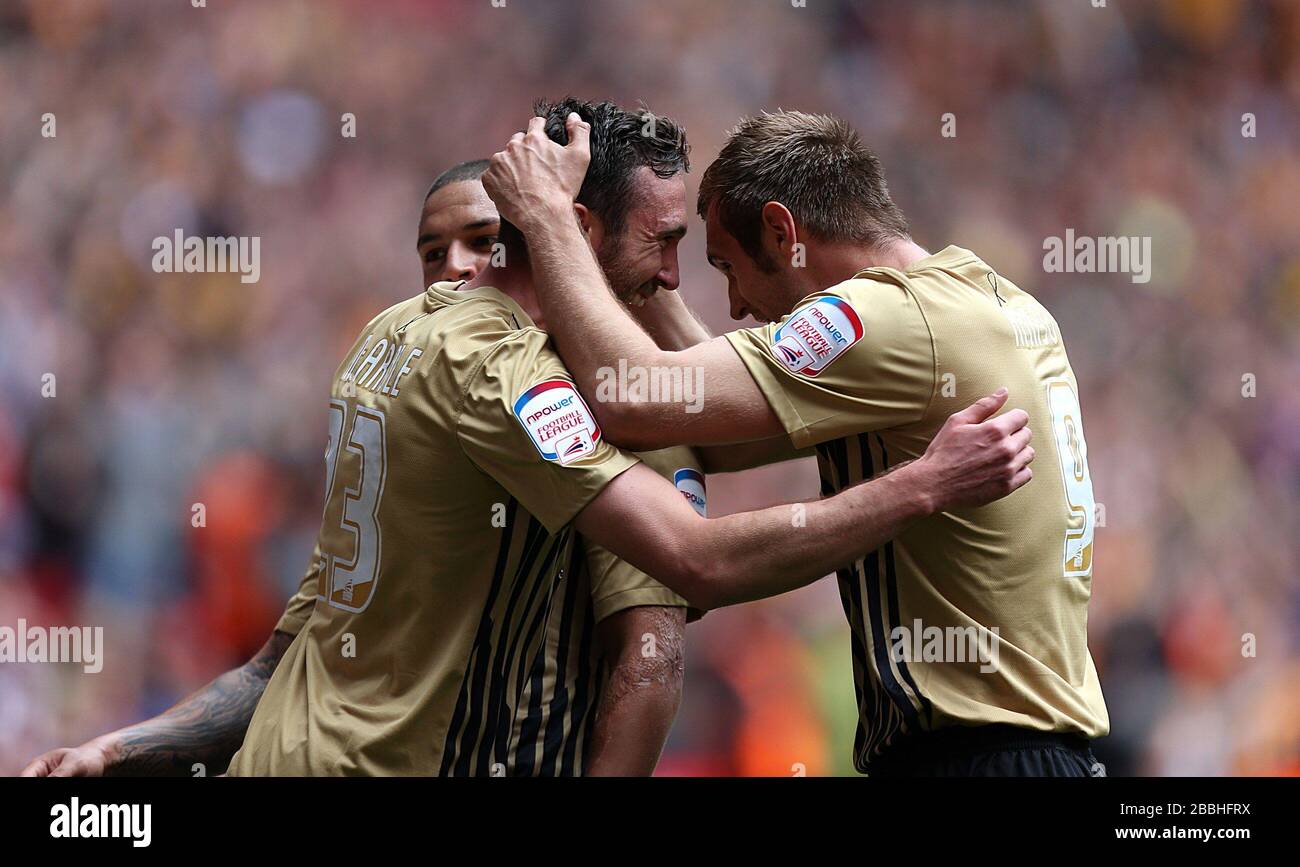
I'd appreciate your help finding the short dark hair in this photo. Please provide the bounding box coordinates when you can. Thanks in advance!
[697,111,909,268]
[498,97,690,255]
[424,159,490,202]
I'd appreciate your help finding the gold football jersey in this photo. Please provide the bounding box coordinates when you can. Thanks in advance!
[228,282,698,776]
[726,246,1108,773]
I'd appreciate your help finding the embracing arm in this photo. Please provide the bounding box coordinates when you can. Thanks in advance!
[634,290,812,473]
[576,460,923,610]
[575,390,1035,610]
[21,630,295,777]
[585,605,686,776]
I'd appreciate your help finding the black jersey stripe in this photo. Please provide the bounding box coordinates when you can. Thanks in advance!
[856,437,909,766]
[471,516,549,774]
[832,437,896,763]
[855,434,922,738]
[498,531,564,767]
[863,434,915,764]
[481,533,562,773]
[509,532,567,704]
[513,647,549,775]
[816,442,837,497]
[819,440,878,765]
[538,554,583,775]
[863,548,915,727]
[875,434,932,728]
[837,565,875,770]
[512,542,578,776]
[440,498,519,775]
[560,591,598,775]
[454,513,542,774]
[502,533,570,775]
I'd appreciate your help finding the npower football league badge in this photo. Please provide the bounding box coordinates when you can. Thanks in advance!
[770,297,863,377]
[514,379,602,465]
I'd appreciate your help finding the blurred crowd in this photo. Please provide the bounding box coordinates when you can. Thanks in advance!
[1,0,1297,776]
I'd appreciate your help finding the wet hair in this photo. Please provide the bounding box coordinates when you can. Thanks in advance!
[497,97,689,255]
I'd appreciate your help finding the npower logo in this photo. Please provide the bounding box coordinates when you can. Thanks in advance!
[526,394,575,424]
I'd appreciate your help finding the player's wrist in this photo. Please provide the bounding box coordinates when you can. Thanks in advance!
[891,460,940,518]
[89,731,126,771]
[631,291,709,350]
[516,197,577,237]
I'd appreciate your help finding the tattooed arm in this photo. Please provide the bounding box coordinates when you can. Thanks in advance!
[20,630,295,777]
[585,606,686,776]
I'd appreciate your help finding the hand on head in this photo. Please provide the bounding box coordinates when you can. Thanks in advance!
[482,112,591,230]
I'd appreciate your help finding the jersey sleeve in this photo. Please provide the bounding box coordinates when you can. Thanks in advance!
[453,328,640,534]
[723,276,936,449]
[580,536,690,623]
[274,543,322,636]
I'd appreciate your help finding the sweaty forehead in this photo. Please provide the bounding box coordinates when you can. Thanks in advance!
[419,180,498,238]
[624,167,687,235]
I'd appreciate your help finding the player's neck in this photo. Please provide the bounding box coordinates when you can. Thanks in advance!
[469,264,547,329]
[859,237,931,272]
[810,237,930,285]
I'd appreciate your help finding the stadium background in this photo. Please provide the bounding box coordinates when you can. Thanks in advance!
[1,0,1297,776]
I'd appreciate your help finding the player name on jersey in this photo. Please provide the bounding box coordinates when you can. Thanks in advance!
[1002,305,1061,350]
[339,334,425,398]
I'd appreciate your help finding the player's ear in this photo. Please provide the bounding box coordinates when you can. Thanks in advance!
[575,203,605,251]
[760,201,797,264]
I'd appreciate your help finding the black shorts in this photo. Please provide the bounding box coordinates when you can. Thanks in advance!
[867,723,1103,778]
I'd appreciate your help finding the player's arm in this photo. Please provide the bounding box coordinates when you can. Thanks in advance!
[633,289,813,473]
[484,116,782,452]
[20,630,294,777]
[575,390,1034,610]
[585,605,686,776]
[632,284,711,351]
